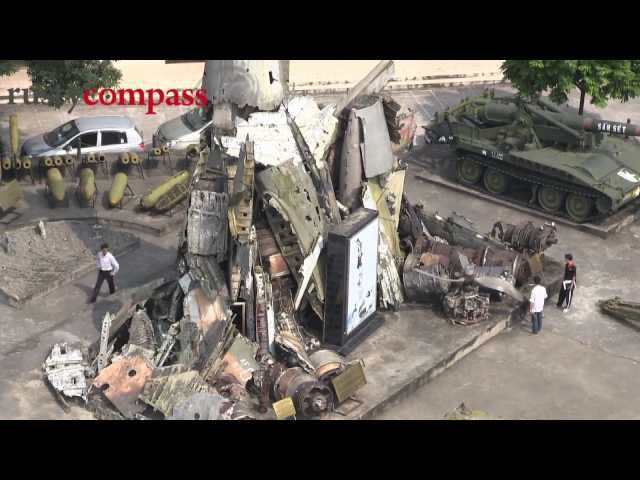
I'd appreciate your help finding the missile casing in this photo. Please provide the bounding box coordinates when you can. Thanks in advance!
[129,153,140,165]
[140,170,189,210]
[9,114,19,156]
[152,147,162,156]
[79,168,96,202]
[43,157,54,167]
[1,156,11,170]
[14,158,21,170]
[119,152,130,165]
[109,172,128,208]
[21,156,31,169]
[46,168,66,202]
[64,155,74,166]
[53,156,63,167]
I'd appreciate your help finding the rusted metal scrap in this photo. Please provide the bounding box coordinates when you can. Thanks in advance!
[338,108,364,211]
[285,104,342,225]
[43,343,89,401]
[598,297,640,330]
[169,392,235,420]
[204,60,289,112]
[228,137,255,244]
[186,189,229,260]
[92,354,153,418]
[355,98,396,179]
[257,160,327,316]
[275,312,315,373]
[140,369,211,417]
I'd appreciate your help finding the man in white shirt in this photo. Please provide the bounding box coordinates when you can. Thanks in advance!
[529,275,547,334]
[89,243,120,303]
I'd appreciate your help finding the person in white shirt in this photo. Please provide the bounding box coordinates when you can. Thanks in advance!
[89,243,120,303]
[529,275,547,334]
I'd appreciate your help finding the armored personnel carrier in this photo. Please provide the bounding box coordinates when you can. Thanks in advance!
[424,91,640,222]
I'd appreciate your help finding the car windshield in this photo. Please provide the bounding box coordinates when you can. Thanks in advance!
[43,120,80,147]
[182,107,209,131]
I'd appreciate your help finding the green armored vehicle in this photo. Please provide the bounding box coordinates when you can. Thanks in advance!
[424,91,640,222]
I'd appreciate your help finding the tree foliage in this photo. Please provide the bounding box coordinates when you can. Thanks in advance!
[0,60,122,113]
[501,60,640,114]
[0,60,23,76]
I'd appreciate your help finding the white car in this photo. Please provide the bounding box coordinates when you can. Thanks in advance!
[153,107,212,150]
[21,116,144,158]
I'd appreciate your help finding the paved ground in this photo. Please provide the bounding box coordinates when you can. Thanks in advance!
[3,83,640,419]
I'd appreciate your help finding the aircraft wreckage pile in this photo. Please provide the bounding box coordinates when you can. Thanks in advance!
[43,61,559,420]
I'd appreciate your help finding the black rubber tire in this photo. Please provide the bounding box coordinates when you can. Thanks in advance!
[456,157,483,185]
[565,193,593,222]
[537,186,564,212]
[595,195,613,215]
[482,168,509,195]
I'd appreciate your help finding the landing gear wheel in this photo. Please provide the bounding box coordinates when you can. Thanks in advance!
[537,186,564,212]
[596,195,612,216]
[565,193,593,222]
[456,157,483,185]
[482,168,508,194]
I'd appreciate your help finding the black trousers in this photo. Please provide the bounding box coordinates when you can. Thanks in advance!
[91,270,115,301]
[557,282,574,308]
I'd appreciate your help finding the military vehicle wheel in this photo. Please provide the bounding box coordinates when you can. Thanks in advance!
[565,193,593,222]
[482,168,508,194]
[537,187,564,212]
[457,158,483,185]
[596,196,613,215]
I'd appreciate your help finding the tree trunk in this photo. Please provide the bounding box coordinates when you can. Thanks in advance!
[578,88,586,116]
[67,99,77,114]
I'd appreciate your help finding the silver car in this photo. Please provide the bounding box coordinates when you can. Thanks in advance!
[20,116,144,158]
[153,107,212,150]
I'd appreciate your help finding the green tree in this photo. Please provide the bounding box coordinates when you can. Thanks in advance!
[501,60,640,115]
[0,60,22,76]
[0,60,122,113]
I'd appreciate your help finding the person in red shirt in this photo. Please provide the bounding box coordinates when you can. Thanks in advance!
[557,253,576,313]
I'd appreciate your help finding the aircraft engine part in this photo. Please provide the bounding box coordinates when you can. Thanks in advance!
[402,252,450,302]
[490,220,558,253]
[274,367,334,418]
[309,349,346,384]
[442,284,490,326]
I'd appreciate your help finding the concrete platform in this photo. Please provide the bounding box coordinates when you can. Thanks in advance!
[0,220,141,309]
[408,145,640,239]
[330,255,563,420]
